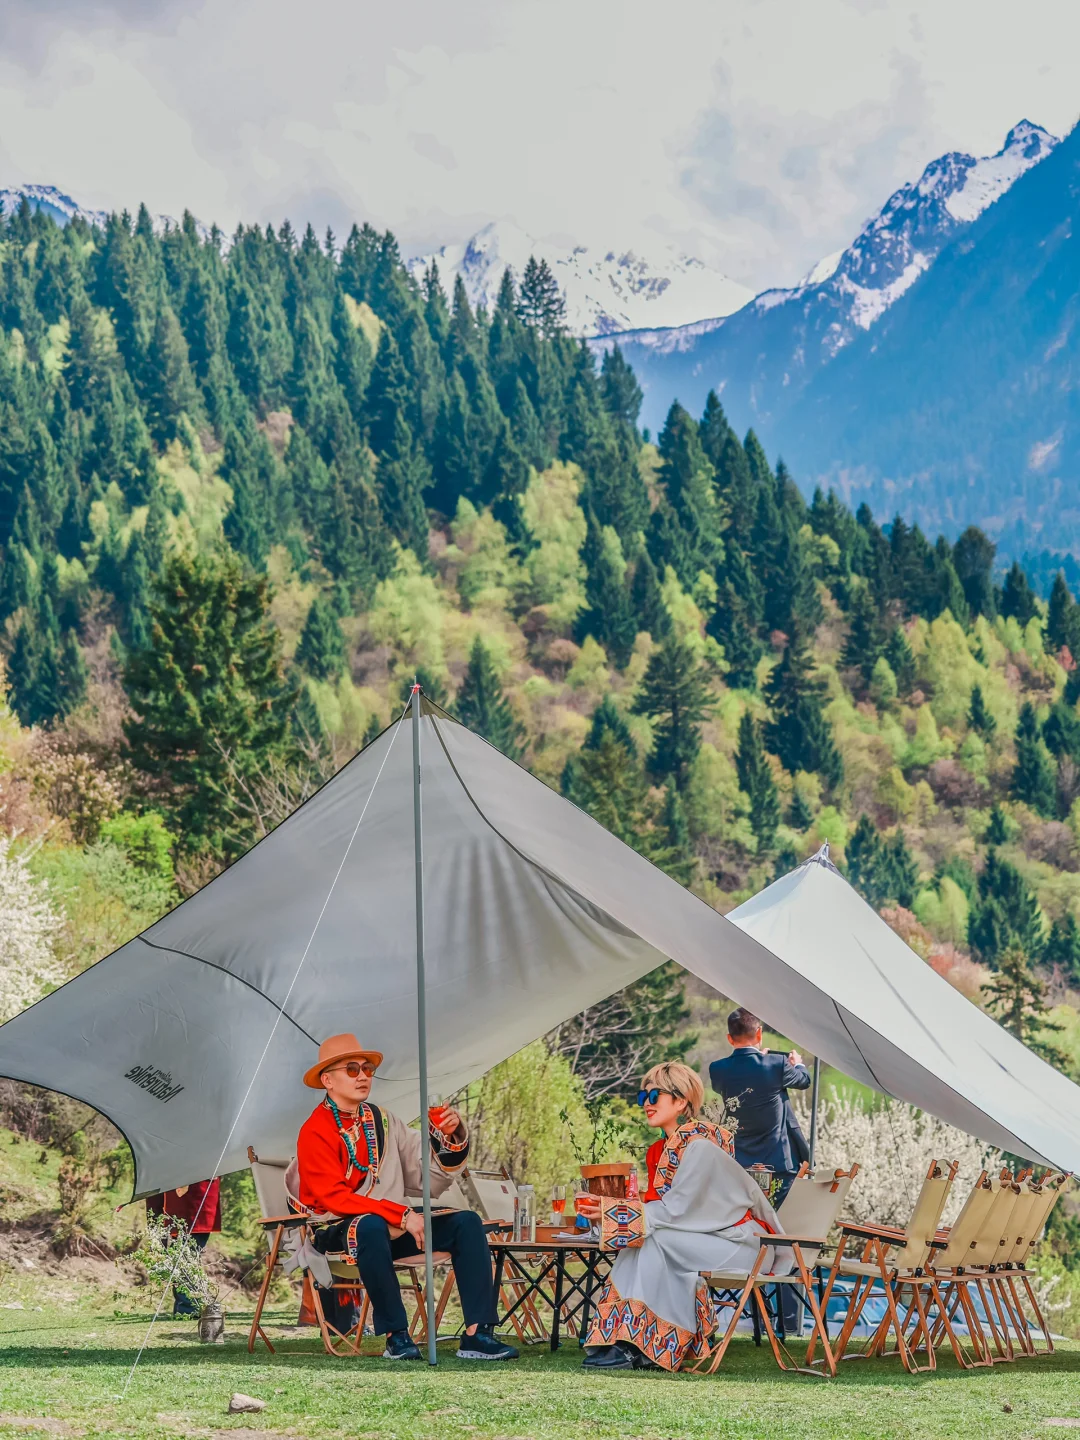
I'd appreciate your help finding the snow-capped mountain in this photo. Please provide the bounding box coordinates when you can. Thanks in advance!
[0,184,112,229]
[0,183,210,238]
[407,221,754,337]
[608,120,1059,434]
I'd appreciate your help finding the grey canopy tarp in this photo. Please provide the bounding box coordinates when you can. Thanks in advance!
[0,699,1078,1196]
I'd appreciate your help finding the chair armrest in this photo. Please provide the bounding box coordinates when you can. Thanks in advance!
[764,1234,827,1246]
[259,1214,308,1228]
[839,1222,904,1242]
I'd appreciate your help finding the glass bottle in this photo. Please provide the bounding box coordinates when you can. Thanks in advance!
[517,1184,536,1243]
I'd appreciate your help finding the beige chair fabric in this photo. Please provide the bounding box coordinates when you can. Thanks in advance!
[697,1164,860,1379]
[813,1158,958,1374]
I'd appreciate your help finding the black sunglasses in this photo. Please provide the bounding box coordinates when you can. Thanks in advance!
[637,1087,683,1107]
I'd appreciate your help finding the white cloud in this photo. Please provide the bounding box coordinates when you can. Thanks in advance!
[0,0,1076,288]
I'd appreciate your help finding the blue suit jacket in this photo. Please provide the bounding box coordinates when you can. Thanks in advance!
[708,1049,811,1174]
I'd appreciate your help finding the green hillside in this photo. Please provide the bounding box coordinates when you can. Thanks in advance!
[1,194,1080,1102]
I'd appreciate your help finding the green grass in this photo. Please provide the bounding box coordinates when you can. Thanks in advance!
[2,1303,1080,1438]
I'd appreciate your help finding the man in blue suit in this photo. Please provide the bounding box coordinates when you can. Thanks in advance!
[708,1007,811,1195]
[710,1008,811,1337]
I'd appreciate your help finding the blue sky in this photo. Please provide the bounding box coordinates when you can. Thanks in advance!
[0,0,1077,289]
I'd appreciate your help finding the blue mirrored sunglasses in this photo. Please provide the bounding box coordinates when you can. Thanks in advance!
[637,1087,682,1107]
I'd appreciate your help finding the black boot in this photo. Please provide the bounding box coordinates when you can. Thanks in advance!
[582,1341,637,1370]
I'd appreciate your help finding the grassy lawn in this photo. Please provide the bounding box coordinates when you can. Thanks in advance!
[2,1303,1080,1439]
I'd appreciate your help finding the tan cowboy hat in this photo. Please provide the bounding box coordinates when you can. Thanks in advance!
[303,1033,384,1089]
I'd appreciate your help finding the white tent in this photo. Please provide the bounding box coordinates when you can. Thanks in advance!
[724,850,1080,1169]
[1,699,1078,1201]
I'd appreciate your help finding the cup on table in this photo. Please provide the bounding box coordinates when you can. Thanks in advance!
[551,1184,567,1218]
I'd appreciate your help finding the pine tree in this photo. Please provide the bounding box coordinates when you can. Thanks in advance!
[58,628,88,716]
[561,727,689,880]
[575,514,637,669]
[455,636,525,761]
[882,831,919,909]
[600,346,643,429]
[846,814,885,907]
[123,549,296,859]
[295,594,346,681]
[883,626,916,695]
[656,401,720,571]
[1045,913,1080,981]
[7,618,42,727]
[968,848,1045,967]
[968,683,997,737]
[788,788,813,831]
[734,711,779,852]
[842,584,883,682]
[1012,701,1057,817]
[1042,699,1080,764]
[984,944,1065,1065]
[773,846,800,882]
[1000,560,1038,628]
[365,330,431,558]
[631,637,713,788]
[585,695,637,753]
[952,527,997,620]
[707,580,764,690]
[660,781,696,887]
[517,257,565,337]
[763,630,844,789]
[629,553,671,643]
[1046,573,1078,657]
[986,805,1012,846]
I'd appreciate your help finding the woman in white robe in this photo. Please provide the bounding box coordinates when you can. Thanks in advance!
[583,1061,783,1371]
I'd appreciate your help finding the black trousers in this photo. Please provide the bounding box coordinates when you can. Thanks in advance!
[770,1173,801,1336]
[316,1210,498,1336]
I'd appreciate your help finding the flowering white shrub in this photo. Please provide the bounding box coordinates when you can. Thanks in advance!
[798,1086,1000,1228]
[0,835,64,1023]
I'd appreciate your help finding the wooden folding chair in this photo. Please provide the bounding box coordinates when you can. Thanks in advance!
[304,1245,457,1356]
[246,1147,307,1354]
[695,1165,860,1379]
[992,1172,1071,1357]
[919,1169,1001,1368]
[810,1158,958,1374]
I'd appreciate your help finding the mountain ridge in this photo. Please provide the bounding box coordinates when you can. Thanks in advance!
[406,220,754,336]
[603,120,1059,434]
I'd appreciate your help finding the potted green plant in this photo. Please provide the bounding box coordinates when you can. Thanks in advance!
[560,1098,633,1198]
[133,1213,224,1343]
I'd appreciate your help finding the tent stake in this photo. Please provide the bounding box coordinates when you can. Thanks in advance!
[411,685,437,1365]
[809,1055,821,1169]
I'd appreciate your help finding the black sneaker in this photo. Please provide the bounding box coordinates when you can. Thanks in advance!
[582,1341,637,1370]
[456,1325,519,1361]
[383,1329,422,1360]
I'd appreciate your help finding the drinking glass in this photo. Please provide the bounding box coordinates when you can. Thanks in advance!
[551,1184,567,1216]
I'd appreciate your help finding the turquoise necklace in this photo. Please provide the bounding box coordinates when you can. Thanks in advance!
[326,1097,380,1182]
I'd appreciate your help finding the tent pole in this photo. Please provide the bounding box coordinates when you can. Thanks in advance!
[808,1055,821,1170]
[411,685,437,1365]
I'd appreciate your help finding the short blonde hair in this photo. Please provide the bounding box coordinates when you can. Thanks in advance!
[641,1061,704,1118]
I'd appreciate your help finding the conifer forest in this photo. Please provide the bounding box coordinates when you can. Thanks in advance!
[4,194,1080,1188]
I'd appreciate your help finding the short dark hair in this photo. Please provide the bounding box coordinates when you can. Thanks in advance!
[728,1008,762,1040]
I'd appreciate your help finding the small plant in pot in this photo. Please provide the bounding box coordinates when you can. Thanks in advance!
[560,1098,633,1198]
[133,1213,224,1342]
